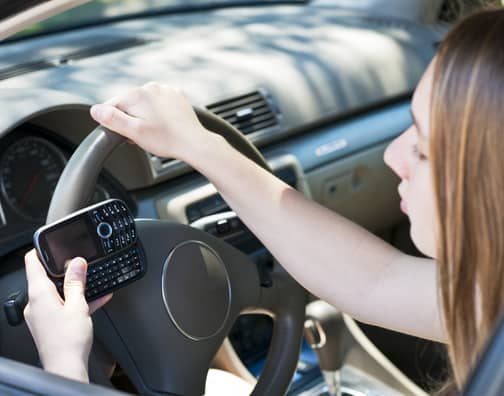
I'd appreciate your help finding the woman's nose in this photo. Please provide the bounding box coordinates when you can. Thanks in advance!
[384,127,414,180]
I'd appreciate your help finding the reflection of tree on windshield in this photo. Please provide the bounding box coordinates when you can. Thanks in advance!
[19,0,286,38]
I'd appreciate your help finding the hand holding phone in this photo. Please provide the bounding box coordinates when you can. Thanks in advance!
[33,199,146,301]
[23,250,112,382]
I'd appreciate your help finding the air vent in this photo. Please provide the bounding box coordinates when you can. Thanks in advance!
[0,37,150,81]
[206,90,280,135]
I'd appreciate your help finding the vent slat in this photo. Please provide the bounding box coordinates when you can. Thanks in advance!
[232,113,276,128]
[207,93,263,115]
[240,119,278,135]
[206,92,262,111]
[223,106,272,124]
[218,103,269,120]
[207,90,279,136]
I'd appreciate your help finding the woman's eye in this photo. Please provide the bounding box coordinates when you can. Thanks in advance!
[412,144,428,161]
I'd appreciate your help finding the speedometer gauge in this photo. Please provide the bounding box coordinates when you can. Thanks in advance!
[0,137,66,222]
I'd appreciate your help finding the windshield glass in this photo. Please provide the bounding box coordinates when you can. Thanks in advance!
[18,0,300,38]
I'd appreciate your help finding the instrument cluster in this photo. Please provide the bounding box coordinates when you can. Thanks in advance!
[0,125,117,256]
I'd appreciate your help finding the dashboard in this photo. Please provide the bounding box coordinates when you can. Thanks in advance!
[0,1,439,394]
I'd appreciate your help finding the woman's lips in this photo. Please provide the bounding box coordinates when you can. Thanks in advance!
[400,199,408,215]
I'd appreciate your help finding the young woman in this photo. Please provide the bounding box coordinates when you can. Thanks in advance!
[23,8,504,394]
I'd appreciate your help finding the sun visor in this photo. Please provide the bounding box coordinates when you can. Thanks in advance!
[0,0,89,41]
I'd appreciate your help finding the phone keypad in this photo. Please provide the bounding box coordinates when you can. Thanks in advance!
[85,245,144,300]
[91,201,136,255]
[46,199,146,303]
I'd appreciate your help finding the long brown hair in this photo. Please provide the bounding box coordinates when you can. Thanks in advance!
[430,8,504,390]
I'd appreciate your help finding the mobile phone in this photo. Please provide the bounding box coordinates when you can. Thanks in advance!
[33,199,146,302]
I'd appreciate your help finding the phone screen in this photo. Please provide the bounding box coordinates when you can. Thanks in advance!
[43,217,100,274]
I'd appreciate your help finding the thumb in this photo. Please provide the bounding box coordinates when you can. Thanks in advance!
[63,257,88,305]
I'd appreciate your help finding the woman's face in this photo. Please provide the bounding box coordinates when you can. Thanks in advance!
[384,60,437,258]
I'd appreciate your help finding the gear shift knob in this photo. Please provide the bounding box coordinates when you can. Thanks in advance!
[305,300,349,396]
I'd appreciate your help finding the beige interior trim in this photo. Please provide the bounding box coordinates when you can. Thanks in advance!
[0,0,90,41]
[344,314,428,396]
[211,339,257,385]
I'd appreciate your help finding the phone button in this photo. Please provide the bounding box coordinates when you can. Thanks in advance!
[97,222,113,239]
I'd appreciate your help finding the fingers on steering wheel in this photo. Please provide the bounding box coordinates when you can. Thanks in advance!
[90,104,142,141]
[104,87,144,112]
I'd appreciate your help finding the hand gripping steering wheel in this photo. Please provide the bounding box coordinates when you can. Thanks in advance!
[46,108,307,396]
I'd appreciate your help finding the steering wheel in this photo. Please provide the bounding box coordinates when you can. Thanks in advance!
[45,108,307,396]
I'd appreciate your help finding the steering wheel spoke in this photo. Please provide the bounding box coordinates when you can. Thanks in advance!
[93,219,263,395]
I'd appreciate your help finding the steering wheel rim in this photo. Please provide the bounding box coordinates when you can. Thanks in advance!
[46,107,306,396]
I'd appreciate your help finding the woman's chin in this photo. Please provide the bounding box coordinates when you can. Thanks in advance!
[410,226,436,259]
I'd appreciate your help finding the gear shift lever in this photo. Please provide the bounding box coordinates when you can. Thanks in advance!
[304,300,349,396]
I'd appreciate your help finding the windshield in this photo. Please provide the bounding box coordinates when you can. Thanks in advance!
[17,0,301,38]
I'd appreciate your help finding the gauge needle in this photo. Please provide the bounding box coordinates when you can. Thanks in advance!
[20,172,40,208]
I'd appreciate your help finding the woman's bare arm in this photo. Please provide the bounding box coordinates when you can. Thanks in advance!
[191,133,445,343]
[90,84,446,343]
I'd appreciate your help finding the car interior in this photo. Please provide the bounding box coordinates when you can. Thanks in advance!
[0,0,495,395]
